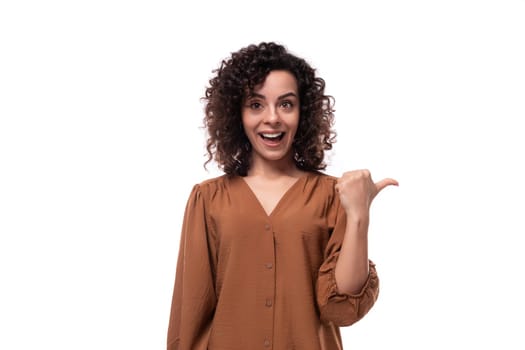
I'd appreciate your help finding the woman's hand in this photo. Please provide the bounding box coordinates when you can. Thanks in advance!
[335,170,398,220]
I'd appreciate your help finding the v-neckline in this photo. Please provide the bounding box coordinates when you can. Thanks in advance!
[238,173,309,218]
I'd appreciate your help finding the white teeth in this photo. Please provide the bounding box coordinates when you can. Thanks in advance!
[261,132,283,138]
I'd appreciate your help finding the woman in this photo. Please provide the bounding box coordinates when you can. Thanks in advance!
[167,42,397,350]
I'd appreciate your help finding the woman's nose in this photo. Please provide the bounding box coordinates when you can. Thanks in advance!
[264,107,280,124]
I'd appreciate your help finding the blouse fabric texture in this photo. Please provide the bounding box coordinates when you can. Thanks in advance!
[167,172,379,350]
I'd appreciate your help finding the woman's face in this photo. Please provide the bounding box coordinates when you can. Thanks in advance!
[241,70,300,168]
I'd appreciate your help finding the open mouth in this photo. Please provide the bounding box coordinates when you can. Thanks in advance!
[259,132,285,141]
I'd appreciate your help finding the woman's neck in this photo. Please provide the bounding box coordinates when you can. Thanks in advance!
[246,158,305,179]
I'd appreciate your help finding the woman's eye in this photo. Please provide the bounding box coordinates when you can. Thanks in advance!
[249,102,262,110]
[280,101,293,109]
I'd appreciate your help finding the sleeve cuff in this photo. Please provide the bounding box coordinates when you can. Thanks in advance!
[317,260,380,326]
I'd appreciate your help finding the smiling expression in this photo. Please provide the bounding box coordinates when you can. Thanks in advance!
[241,70,300,169]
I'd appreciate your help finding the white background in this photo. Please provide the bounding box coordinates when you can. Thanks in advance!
[1,0,524,349]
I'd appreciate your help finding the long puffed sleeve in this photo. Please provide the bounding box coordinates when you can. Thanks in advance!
[316,197,380,327]
[167,185,217,350]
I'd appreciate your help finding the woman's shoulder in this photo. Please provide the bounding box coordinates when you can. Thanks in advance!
[191,173,224,187]
[305,170,339,187]
[191,174,233,197]
[197,174,229,187]
[298,171,339,201]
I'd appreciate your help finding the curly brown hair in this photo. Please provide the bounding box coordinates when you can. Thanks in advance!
[203,42,336,176]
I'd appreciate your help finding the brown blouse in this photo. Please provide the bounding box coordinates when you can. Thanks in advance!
[167,172,379,350]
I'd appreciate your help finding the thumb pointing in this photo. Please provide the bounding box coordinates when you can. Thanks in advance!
[375,178,399,194]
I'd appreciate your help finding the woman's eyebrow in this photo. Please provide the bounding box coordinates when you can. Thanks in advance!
[277,92,297,100]
[247,92,298,100]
